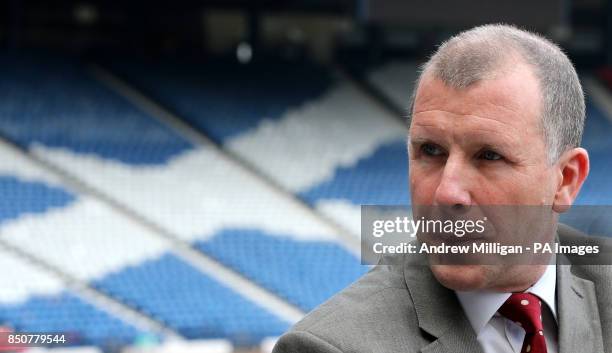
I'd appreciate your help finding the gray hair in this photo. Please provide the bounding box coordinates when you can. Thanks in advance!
[409,24,585,162]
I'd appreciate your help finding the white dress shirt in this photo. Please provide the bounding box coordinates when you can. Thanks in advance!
[455,264,558,353]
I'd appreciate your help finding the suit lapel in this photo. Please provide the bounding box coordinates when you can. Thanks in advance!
[556,258,604,353]
[419,324,483,353]
[403,260,483,353]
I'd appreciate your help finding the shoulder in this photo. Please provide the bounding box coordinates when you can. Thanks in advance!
[557,224,612,300]
[557,223,612,346]
[274,255,429,353]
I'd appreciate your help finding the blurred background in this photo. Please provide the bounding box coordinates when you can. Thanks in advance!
[0,0,611,352]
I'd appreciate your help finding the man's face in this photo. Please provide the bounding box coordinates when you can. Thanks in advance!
[409,62,559,291]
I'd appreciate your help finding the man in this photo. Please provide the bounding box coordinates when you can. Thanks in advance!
[273,24,611,353]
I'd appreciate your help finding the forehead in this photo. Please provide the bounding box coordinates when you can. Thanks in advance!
[412,63,542,132]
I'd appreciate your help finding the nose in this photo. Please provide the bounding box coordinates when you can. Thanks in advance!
[433,154,472,209]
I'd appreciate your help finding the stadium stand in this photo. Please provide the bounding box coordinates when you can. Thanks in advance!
[0,54,192,165]
[123,339,233,353]
[93,253,288,341]
[0,175,74,223]
[0,248,143,347]
[104,57,335,143]
[577,101,612,204]
[0,141,291,345]
[28,347,104,353]
[0,52,368,344]
[299,140,409,206]
[197,229,364,311]
[103,57,410,237]
[367,61,420,112]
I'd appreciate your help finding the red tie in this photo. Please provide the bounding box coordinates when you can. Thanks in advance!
[498,293,547,353]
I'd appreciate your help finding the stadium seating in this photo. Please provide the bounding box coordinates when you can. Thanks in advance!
[0,248,144,347]
[575,102,612,205]
[299,140,409,206]
[93,253,289,342]
[105,57,334,142]
[0,142,291,345]
[0,176,75,224]
[197,229,365,311]
[0,53,191,165]
[0,52,368,346]
[103,56,409,238]
[367,61,419,111]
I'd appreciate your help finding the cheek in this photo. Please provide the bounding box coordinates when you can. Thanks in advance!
[409,165,439,203]
[470,165,556,204]
[537,169,560,202]
[491,168,556,204]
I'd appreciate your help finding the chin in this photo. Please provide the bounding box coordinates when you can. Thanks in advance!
[430,264,496,291]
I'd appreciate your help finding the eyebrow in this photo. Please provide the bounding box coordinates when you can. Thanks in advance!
[408,137,432,146]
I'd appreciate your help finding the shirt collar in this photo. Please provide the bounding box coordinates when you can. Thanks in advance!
[529,263,557,319]
[455,264,557,336]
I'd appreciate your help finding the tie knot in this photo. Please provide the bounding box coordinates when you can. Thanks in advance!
[498,293,544,334]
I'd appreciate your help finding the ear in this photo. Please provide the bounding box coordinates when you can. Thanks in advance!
[552,147,589,213]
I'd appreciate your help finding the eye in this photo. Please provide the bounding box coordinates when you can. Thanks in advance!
[421,143,445,156]
[479,150,503,161]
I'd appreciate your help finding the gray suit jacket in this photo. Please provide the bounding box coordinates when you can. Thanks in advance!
[273,224,611,353]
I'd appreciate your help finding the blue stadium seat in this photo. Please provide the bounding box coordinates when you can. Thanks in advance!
[0,176,75,224]
[0,53,191,165]
[300,140,409,206]
[197,229,367,311]
[105,57,333,142]
[93,253,289,343]
[0,292,144,346]
[575,101,612,205]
